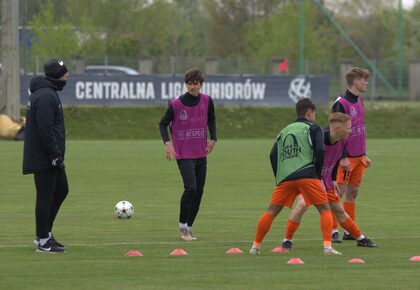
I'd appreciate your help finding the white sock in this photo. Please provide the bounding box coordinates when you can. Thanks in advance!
[282,238,292,243]
[356,235,365,241]
[332,229,339,234]
[39,237,49,246]
[344,230,350,235]
[179,223,187,229]
[48,232,52,238]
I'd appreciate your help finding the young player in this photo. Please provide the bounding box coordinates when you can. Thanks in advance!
[159,69,217,241]
[332,67,371,241]
[281,113,377,250]
[249,98,341,256]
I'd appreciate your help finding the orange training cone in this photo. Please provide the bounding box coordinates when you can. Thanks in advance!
[271,247,288,253]
[170,249,188,256]
[410,256,420,262]
[226,248,243,254]
[348,258,365,264]
[125,250,143,256]
[287,258,304,264]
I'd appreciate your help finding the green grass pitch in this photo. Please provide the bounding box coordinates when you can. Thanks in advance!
[1,139,420,289]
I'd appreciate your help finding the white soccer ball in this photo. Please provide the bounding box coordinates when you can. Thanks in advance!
[114,201,134,219]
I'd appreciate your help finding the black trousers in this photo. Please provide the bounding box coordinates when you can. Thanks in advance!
[177,158,207,227]
[34,168,69,239]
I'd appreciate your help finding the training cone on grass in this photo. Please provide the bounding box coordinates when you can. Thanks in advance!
[271,247,288,253]
[409,256,420,262]
[348,258,365,264]
[125,250,143,257]
[170,249,188,256]
[226,248,243,254]
[287,258,304,264]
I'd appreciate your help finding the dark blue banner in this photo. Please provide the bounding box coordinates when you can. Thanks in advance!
[21,75,329,106]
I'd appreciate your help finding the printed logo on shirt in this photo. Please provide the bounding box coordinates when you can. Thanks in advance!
[281,133,302,161]
[179,109,188,120]
[350,106,357,118]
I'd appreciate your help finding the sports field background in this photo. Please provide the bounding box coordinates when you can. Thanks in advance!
[1,138,420,289]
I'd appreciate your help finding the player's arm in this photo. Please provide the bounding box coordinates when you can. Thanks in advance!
[332,160,341,194]
[206,97,217,154]
[269,142,278,177]
[331,101,345,113]
[159,103,176,160]
[310,125,325,177]
[34,96,62,159]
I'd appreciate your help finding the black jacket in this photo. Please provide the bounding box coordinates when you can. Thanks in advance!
[22,76,66,174]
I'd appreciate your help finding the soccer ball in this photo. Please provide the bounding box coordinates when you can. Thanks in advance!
[114,201,134,219]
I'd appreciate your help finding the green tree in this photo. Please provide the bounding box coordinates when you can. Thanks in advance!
[29,0,79,64]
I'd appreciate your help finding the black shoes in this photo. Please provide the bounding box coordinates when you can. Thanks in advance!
[357,238,377,248]
[282,240,293,250]
[36,238,66,253]
[332,232,343,243]
[343,232,356,240]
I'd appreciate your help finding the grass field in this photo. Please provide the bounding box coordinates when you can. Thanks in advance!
[1,139,420,289]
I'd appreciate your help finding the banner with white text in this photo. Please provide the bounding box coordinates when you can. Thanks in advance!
[20,75,329,106]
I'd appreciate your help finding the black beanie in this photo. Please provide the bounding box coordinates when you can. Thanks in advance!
[44,58,68,79]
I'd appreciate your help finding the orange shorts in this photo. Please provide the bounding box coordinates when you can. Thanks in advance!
[270,179,328,208]
[336,156,367,186]
[327,189,341,203]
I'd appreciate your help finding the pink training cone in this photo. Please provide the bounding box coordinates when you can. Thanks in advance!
[125,250,143,257]
[271,247,288,253]
[287,258,304,264]
[410,256,420,262]
[170,249,188,256]
[226,248,243,254]
[348,258,365,264]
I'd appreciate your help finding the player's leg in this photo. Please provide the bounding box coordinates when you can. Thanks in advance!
[250,203,283,255]
[250,181,297,255]
[342,158,366,239]
[176,159,196,241]
[299,179,340,255]
[330,201,377,247]
[282,194,307,250]
[48,168,68,248]
[186,157,207,240]
[34,169,65,253]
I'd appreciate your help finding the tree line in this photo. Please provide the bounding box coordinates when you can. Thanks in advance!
[12,0,420,66]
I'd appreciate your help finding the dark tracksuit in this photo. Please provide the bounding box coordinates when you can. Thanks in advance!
[23,76,68,239]
[159,92,217,226]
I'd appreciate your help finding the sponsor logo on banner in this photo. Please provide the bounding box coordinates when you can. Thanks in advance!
[288,77,312,103]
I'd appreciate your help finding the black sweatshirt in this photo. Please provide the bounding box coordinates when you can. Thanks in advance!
[23,76,66,174]
[269,117,324,181]
[159,92,217,143]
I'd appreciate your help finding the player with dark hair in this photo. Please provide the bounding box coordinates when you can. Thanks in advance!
[159,68,217,241]
[249,98,341,255]
[281,112,377,250]
[331,67,371,241]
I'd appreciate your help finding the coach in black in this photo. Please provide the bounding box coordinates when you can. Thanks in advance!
[23,58,69,253]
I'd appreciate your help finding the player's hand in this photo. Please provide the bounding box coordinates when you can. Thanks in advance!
[365,156,372,168]
[165,141,176,161]
[340,158,351,171]
[206,140,216,155]
[333,181,341,195]
[50,156,65,170]
[321,180,326,191]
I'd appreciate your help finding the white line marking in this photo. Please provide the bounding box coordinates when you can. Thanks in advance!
[0,236,415,249]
